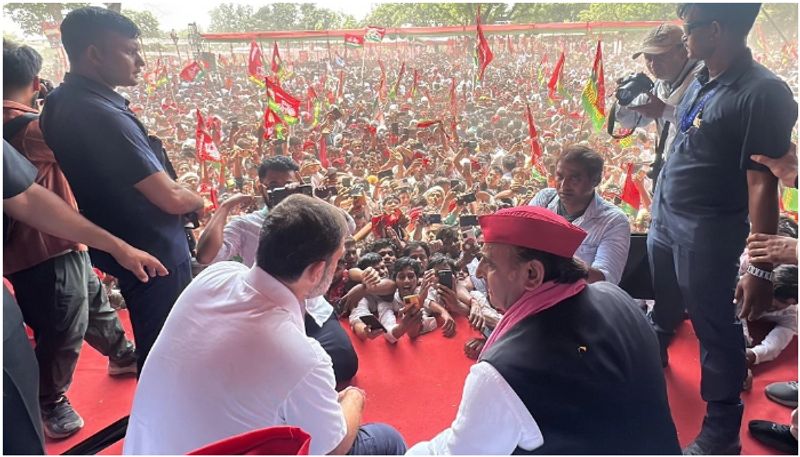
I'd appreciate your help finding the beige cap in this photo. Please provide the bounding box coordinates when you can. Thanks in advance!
[632,24,684,59]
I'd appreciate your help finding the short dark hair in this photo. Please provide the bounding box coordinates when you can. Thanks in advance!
[428,254,456,271]
[501,155,517,172]
[514,247,588,284]
[357,252,383,270]
[258,156,299,180]
[61,7,140,63]
[773,265,798,302]
[677,3,761,38]
[558,144,604,186]
[437,227,459,244]
[369,238,395,255]
[256,194,346,282]
[403,242,430,258]
[3,40,43,90]
[392,257,423,279]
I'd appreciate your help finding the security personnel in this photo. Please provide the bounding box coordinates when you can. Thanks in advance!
[648,4,798,454]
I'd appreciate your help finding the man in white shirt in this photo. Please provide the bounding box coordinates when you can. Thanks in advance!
[195,156,358,385]
[125,194,406,455]
[407,206,679,454]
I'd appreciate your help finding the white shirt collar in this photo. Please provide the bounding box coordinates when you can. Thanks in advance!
[243,266,305,324]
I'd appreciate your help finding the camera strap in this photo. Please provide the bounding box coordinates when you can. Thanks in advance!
[606,102,640,140]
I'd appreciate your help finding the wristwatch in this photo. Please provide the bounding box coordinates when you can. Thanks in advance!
[746,264,774,282]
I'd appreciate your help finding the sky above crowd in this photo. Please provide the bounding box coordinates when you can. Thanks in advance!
[2,1,379,37]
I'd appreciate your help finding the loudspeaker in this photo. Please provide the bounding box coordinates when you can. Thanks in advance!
[618,234,654,300]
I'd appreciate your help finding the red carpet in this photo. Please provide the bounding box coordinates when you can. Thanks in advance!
[45,312,796,455]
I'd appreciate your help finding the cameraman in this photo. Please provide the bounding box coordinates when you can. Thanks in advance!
[613,24,702,169]
[195,156,359,385]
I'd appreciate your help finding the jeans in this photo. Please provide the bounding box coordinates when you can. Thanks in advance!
[348,423,407,455]
[305,313,358,385]
[647,226,746,442]
[117,258,192,374]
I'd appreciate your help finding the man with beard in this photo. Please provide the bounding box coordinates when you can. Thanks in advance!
[124,195,406,455]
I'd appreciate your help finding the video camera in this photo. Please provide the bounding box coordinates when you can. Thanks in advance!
[614,73,654,106]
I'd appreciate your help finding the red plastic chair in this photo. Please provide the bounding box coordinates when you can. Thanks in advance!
[188,426,311,455]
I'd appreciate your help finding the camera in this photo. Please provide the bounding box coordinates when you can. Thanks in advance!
[615,73,654,106]
[266,185,313,208]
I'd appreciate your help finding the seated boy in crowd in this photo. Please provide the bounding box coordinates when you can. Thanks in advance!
[348,253,410,341]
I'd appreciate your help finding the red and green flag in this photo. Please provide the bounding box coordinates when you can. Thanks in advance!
[781,187,798,215]
[377,60,387,102]
[344,34,364,48]
[271,42,290,80]
[620,163,641,216]
[263,107,287,140]
[248,40,266,87]
[365,26,386,43]
[525,103,543,165]
[195,109,221,163]
[547,51,566,103]
[410,69,420,99]
[581,40,607,132]
[266,78,301,125]
[179,61,204,82]
[389,62,405,101]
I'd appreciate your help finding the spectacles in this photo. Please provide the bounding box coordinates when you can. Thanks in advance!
[683,20,713,36]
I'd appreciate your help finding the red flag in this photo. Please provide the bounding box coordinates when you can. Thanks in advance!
[476,7,494,81]
[344,34,364,47]
[390,61,405,100]
[319,135,330,168]
[507,35,514,54]
[179,61,202,82]
[548,51,566,101]
[248,41,265,82]
[263,107,285,140]
[195,109,221,162]
[593,41,605,117]
[306,86,317,113]
[271,42,282,74]
[621,163,642,212]
[417,119,442,129]
[525,103,543,165]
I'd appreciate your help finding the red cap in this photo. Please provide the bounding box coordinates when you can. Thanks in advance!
[479,206,587,258]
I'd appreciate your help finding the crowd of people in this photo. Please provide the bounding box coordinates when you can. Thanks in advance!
[3,2,799,456]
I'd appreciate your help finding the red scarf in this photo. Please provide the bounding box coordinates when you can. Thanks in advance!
[480,280,587,358]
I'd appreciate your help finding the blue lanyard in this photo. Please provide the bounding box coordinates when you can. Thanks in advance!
[680,85,719,133]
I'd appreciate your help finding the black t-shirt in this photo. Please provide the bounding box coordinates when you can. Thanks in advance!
[3,140,37,242]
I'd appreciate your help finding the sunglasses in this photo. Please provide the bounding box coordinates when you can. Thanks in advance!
[682,20,713,36]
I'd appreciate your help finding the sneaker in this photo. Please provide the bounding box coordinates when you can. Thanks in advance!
[682,438,741,455]
[766,381,798,408]
[108,289,126,310]
[748,420,798,454]
[108,358,138,376]
[41,397,84,439]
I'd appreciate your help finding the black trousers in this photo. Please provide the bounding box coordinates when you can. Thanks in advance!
[7,251,135,408]
[305,313,358,385]
[3,285,45,455]
[116,258,192,374]
[648,226,746,442]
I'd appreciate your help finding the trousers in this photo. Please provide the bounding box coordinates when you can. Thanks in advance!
[116,258,192,374]
[647,225,746,442]
[305,313,359,385]
[347,423,407,455]
[7,250,135,408]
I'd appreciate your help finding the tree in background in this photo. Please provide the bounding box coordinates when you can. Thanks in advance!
[122,9,163,38]
[209,3,258,33]
[365,3,508,27]
[577,3,677,22]
[509,4,587,23]
[3,3,89,35]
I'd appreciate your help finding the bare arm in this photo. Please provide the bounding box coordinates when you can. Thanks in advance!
[195,194,255,265]
[5,183,168,282]
[134,171,204,215]
[328,388,365,455]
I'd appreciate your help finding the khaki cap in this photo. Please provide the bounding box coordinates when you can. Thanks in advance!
[632,24,684,59]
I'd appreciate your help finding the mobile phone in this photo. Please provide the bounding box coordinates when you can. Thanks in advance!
[391,122,399,135]
[403,294,421,310]
[422,213,442,224]
[378,170,394,180]
[457,192,477,205]
[449,179,460,188]
[459,215,479,227]
[342,177,352,188]
[359,315,387,332]
[329,107,343,121]
[437,270,454,290]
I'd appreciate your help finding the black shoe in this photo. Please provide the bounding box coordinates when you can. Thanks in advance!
[766,381,798,408]
[749,420,798,454]
[41,396,84,439]
[682,438,741,455]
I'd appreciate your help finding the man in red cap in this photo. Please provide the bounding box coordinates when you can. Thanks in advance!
[407,206,680,455]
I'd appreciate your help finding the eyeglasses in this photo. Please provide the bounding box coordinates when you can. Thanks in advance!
[682,20,713,36]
